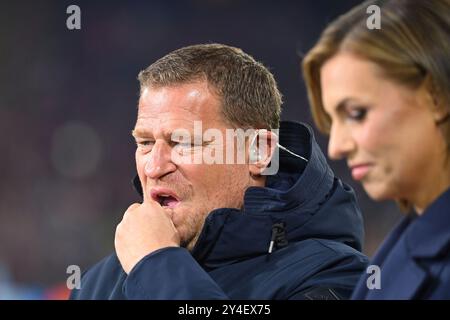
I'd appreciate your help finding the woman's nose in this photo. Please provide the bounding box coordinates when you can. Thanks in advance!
[328,125,355,160]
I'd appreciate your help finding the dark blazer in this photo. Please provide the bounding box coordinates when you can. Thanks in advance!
[352,187,450,299]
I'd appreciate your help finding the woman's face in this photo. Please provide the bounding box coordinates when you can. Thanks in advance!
[320,52,447,210]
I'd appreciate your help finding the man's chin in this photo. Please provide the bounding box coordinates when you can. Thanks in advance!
[184,239,198,252]
[162,207,175,219]
[179,236,194,251]
[177,228,200,252]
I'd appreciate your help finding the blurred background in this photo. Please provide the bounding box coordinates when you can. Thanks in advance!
[0,0,401,299]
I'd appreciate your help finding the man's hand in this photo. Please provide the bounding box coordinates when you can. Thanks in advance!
[115,200,180,274]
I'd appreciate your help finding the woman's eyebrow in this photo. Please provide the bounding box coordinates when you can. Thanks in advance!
[333,98,353,114]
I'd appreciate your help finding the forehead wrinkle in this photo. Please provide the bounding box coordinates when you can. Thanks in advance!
[137,104,224,128]
[134,116,200,139]
[140,84,209,110]
[136,83,228,138]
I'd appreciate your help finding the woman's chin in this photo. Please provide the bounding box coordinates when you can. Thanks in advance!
[363,182,392,202]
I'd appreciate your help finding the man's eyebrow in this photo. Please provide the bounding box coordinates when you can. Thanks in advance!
[131,128,153,138]
[132,128,201,140]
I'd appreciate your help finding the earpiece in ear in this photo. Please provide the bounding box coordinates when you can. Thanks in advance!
[250,150,262,162]
[249,131,262,163]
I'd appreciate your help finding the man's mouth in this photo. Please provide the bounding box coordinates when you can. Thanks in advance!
[150,187,181,208]
[158,195,179,207]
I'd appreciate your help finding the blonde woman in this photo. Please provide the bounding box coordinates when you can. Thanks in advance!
[303,0,450,299]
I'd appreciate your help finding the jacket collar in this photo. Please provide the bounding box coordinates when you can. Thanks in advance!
[354,215,430,300]
[357,187,450,299]
[242,121,334,214]
[190,121,362,269]
[406,186,450,258]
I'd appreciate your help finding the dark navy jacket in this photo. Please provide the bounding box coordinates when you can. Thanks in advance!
[71,121,368,300]
[352,187,450,299]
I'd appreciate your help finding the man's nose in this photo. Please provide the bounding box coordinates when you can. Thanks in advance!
[327,125,355,160]
[144,141,177,179]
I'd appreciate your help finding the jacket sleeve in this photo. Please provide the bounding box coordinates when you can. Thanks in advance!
[123,247,229,299]
[287,251,368,300]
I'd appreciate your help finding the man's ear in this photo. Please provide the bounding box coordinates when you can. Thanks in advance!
[423,76,449,125]
[248,129,278,177]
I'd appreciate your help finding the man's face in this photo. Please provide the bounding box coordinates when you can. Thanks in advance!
[133,81,253,250]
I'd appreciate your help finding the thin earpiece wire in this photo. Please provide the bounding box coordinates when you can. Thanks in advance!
[250,130,309,163]
[277,143,308,162]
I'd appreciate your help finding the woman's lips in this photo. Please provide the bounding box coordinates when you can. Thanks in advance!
[351,164,371,181]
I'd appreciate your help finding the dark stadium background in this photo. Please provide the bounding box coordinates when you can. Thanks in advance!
[0,0,401,298]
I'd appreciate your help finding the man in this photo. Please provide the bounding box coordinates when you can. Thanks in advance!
[71,44,368,300]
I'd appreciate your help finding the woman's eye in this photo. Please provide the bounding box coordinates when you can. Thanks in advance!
[347,108,367,121]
